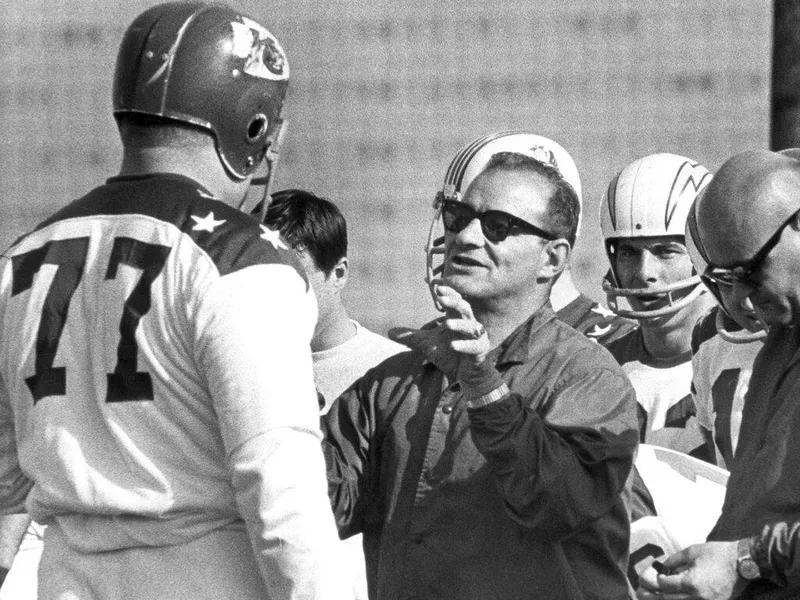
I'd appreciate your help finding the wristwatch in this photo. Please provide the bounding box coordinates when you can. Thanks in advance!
[736,538,760,581]
[466,383,510,409]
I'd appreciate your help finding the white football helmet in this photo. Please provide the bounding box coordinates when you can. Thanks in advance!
[600,153,711,320]
[426,131,581,310]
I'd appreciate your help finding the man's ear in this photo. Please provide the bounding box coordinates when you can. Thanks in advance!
[329,256,349,291]
[538,239,571,280]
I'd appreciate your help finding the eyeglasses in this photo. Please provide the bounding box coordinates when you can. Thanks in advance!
[440,199,558,243]
[703,209,800,287]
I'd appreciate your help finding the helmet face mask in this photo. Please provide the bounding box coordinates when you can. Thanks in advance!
[601,263,705,320]
[426,131,581,311]
[600,153,711,320]
[113,2,289,181]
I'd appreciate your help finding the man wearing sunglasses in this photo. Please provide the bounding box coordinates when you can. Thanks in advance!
[322,134,639,599]
[639,149,800,600]
[425,132,636,347]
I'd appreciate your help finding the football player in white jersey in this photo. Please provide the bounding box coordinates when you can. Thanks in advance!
[0,3,346,599]
[601,153,716,457]
[601,154,719,591]
[685,197,766,470]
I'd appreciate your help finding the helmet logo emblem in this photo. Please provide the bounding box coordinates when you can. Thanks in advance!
[665,161,711,230]
[231,17,289,81]
[259,38,286,76]
[526,145,559,171]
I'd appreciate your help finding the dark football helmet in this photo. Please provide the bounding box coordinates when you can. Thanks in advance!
[113,2,289,182]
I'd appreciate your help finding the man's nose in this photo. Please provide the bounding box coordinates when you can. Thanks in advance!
[633,251,659,283]
[456,217,486,246]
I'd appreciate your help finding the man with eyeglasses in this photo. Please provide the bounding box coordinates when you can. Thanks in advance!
[685,189,766,473]
[322,133,639,599]
[425,132,636,347]
[638,149,800,599]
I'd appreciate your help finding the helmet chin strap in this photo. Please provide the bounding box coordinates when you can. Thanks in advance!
[425,194,446,312]
[715,307,767,344]
[249,119,287,223]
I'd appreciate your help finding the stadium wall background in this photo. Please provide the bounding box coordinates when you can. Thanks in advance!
[0,0,770,334]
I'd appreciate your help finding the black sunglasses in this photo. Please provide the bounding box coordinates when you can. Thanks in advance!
[704,208,800,287]
[440,199,558,243]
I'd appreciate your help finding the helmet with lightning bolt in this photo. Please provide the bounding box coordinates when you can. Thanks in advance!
[600,152,711,319]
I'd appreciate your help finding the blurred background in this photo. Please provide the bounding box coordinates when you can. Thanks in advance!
[0,0,772,333]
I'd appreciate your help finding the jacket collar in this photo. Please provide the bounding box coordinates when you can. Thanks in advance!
[493,302,557,367]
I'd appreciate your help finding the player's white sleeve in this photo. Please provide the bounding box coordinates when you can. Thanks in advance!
[0,371,31,514]
[690,355,714,435]
[195,263,346,599]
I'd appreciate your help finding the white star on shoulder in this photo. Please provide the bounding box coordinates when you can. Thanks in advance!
[260,224,288,250]
[191,212,227,233]
[587,324,613,338]
[590,304,616,318]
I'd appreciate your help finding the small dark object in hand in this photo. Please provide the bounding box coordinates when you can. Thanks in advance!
[652,560,672,576]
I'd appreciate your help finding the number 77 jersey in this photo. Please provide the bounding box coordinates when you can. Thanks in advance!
[0,173,328,555]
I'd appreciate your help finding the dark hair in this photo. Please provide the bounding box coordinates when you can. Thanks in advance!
[263,189,347,274]
[484,151,580,246]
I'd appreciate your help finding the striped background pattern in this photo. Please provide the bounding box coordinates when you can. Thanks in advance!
[0,0,770,332]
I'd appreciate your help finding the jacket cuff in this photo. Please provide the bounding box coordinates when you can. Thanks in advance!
[459,361,506,401]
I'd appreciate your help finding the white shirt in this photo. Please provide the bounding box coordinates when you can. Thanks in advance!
[313,320,406,414]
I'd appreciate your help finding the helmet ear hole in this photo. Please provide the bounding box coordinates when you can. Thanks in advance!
[247,114,268,142]
[113,5,289,180]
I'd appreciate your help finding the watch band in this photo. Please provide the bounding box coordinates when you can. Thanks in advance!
[466,383,510,408]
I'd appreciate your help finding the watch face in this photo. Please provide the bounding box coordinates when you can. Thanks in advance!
[738,557,760,580]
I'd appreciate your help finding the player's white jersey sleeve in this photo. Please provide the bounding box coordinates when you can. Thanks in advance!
[0,363,31,513]
[691,310,762,469]
[195,265,345,596]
